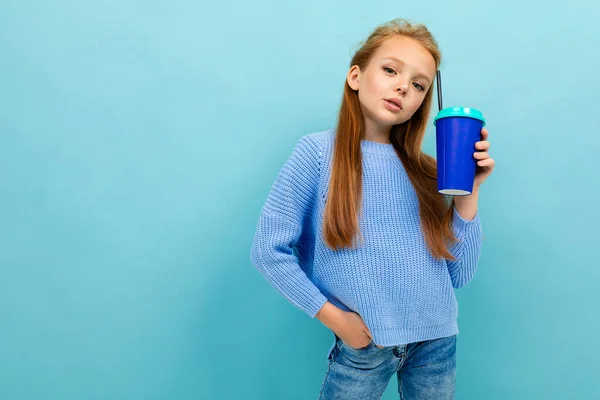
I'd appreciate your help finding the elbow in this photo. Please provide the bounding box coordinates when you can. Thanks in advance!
[451,272,476,289]
[249,234,263,269]
[452,279,468,289]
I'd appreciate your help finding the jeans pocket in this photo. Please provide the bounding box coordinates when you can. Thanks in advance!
[339,338,374,351]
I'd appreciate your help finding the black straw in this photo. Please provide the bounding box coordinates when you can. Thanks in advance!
[436,70,443,111]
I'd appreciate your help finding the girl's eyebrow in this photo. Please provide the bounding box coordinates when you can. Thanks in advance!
[382,57,431,84]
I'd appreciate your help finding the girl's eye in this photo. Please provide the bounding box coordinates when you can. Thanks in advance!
[383,67,396,75]
[413,82,425,91]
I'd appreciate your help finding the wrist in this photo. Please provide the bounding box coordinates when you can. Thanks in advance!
[453,187,479,220]
[454,187,479,203]
[465,185,480,196]
[316,301,346,331]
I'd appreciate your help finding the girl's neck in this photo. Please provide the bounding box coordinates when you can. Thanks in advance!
[363,133,391,144]
[363,120,392,144]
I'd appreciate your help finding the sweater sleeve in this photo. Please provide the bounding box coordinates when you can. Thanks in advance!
[445,206,484,289]
[249,136,329,318]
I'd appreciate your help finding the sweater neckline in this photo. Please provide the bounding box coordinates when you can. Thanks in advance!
[360,139,397,155]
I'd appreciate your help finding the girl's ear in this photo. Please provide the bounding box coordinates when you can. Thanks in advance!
[347,65,361,91]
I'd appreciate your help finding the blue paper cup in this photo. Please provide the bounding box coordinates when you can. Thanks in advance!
[433,107,486,196]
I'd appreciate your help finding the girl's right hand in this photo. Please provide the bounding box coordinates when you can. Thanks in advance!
[335,311,373,349]
[316,302,381,349]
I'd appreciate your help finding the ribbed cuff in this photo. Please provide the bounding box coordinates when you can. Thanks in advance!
[452,206,480,238]
[305,293,329,318]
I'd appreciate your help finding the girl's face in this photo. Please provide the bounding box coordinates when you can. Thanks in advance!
[347,35,436,138]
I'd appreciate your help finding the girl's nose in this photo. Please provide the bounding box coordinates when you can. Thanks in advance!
[396,82,408,94]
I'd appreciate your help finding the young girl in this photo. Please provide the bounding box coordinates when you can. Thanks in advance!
[250,18,494,400]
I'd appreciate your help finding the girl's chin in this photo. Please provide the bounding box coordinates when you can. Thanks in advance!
[374,116,408,128]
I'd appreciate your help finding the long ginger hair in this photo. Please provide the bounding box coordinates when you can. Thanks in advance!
[323,18,458,260]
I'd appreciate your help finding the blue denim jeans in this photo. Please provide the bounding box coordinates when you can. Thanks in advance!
[319,334,456,400]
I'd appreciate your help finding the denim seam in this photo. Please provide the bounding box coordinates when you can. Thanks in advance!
[318,347,338,399]
[318,363,332,399]
[398,375,405,400]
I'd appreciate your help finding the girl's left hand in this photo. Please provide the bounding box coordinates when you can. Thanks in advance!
[473,127,495,188]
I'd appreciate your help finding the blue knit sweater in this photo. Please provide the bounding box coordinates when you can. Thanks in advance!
[250,129,483,348]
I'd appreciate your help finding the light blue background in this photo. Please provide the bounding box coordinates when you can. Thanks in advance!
[1,0,599,399]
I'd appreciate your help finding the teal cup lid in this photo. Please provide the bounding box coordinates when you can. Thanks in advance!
[433,107,486,126]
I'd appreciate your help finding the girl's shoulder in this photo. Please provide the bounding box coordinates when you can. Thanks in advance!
[282,129,334,183]
[303,127,335,142]
[295,128,335,156]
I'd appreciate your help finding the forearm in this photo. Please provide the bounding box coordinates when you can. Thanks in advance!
[447,186,484,288]
[453,186,480,220]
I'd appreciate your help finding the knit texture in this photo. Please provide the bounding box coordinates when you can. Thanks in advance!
[250,129,483,347]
